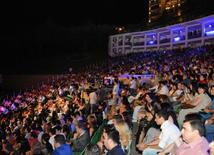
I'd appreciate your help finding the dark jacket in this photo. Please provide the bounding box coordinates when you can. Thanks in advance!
[72,131,90,152]
[107,145,125,155]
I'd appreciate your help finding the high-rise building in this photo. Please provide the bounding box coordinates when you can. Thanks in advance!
[148,0,185,24]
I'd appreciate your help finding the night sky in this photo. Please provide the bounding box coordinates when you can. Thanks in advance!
[7,1,146,27]
[0,1,147,74]
[0,1,213,74]
[1,1,214,42]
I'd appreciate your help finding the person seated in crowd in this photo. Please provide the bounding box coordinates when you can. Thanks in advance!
[142,109,180,155]
[107,109,122,125]
[158,113,209,155]
[161,102,179,128]
[208,72,214,87]
[85,144,101,155]
[89,87,98,114]
[119,97,132,116]
[201,85,214,121]
[112,79,120,105]
[132,95,144,134]
[178,84,211,126]
[168,82,184,103]
[210,141,214,155]
[157,80,169,96]
[72,120,90,152]
[87,114,98,137]
[103,127,125,155]
[175,113,210,155]
[205,115,214,142]
[199,74,208,85]
[110,114,123,126]
[180,81,198,107]
[129,86,147,104]
[136,106,160,153]
[198,86,214,142]
[168,82,178,99]
[121,111,132,129]
[53,134,73,155]
[49,127,57,150]
[129,77,137,96]
[26,131,42,155]
[135,106,147,148]
[41,133,53,155]
[114,120,132,154]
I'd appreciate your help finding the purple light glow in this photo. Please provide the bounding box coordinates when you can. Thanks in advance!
[149,41,154,44]
[174,37,181,42]
[206,30,214,36]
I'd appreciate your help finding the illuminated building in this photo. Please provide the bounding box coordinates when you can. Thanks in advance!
[109,15,214,57]
[149,0,185,24]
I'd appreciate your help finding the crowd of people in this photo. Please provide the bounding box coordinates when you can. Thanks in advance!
[0,45,214,155]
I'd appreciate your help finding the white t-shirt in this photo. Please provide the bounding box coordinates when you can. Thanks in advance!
[159,120,181,149]
[130,79,137,89]
[89,92,97,105]
[49,135,55,150]
[132,105,143,122]
[158,85,169,95]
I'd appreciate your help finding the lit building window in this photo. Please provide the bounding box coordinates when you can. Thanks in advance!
[115,26,125,33]
[178,10,181,16]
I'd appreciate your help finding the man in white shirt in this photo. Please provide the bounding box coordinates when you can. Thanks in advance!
[89,88,98,113]
[130,77,137,96]
[49,128,56,150]
[143,109,181,155]
[131,87,146,130]
[157,81,169,95]
[112,79,120,105]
